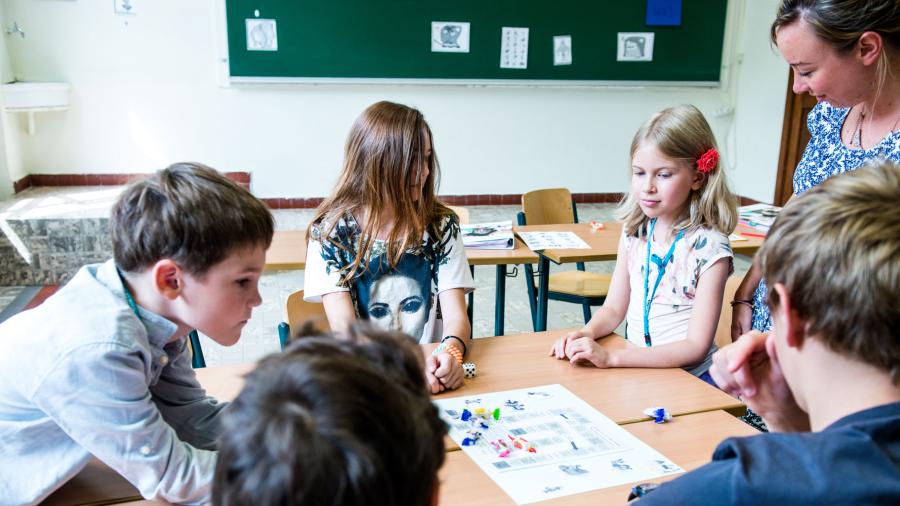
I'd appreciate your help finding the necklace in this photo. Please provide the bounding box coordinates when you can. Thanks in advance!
[850,106,865,149]
[850,104,900,150]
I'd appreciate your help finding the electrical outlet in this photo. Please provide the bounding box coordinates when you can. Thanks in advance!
[114,0,135,15]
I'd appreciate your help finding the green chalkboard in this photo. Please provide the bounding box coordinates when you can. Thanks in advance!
[225,1,728,84]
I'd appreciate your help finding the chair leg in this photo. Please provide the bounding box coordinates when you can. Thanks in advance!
[277,322,290,350]
[582,302,593,325]
[188,330,206,369]
[523,263,538,331]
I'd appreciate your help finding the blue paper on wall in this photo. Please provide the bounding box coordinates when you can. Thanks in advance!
[646,0,682,26]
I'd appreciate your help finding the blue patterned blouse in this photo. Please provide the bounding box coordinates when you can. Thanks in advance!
[752,102,900,331]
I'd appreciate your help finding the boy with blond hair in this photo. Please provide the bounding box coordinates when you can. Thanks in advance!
[638,160,900,504]
[0,163,274,505]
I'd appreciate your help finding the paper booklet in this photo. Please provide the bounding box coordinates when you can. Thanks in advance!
[738,203,781,232]
[462,221,514,249]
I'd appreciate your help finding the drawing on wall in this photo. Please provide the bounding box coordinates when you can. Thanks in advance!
[554,35,572,66]
[432,21,471,53]
[246,18,278,51]
[617,32,654,62]
[500,27,529,69]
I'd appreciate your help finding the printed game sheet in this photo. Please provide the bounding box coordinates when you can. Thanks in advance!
[434,384,682,504]
[517,231,589,250]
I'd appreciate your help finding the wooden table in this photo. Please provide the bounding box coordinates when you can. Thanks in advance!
[264,229,307,270]
[514,222,765,331]
[264,229,538,336]
[195,329,743,426]
[64,410,757,506]
[437,409,757,505]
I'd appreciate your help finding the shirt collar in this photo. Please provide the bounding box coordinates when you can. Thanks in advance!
[824,401,900,431]
[97,259,181,350]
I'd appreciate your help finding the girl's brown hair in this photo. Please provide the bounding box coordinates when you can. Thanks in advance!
[309,101,454,282]
[616,105,738,237]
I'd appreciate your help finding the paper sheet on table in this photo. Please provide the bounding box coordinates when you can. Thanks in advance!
[518,231,590,250]
[728,233,747,242]
[434,385,682,505]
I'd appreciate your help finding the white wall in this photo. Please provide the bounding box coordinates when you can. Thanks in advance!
[3,0,787,202]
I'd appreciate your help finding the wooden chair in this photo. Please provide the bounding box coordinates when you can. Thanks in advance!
[277,289,331,348]
[447,205,470,225]
[518,188,611,327]
[714,275,744,350]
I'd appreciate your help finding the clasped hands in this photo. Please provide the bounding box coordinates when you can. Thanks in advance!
[548,329,610,368]
[425,352,464,394]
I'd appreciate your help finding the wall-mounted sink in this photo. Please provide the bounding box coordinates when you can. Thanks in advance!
[1,82,70,135]
[2,82,70,110]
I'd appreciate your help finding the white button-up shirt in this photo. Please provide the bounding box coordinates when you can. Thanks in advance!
[0,260,225,505]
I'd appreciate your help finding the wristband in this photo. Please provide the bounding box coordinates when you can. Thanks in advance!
[729,299,754,309]
[445,345,464,366]
[441,335,467,357]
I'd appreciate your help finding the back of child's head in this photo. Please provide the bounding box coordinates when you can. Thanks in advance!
[111,162,274,276]
[212,324,447,506]
[759,160,900,383]
[311,101,454,279]
[618,104,738,236]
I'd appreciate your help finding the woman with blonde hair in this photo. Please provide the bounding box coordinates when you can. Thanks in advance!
[732,0,900,338]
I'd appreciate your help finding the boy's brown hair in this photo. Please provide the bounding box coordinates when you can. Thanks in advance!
[213,324,447,506]
[111,162,274,275]
[759,160,900,382]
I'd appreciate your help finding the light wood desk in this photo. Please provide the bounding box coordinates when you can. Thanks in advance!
[71,410,758,506]
[263,230,307,270]
[514,222,765,331]
[195,329,743,427]
[264,229,538,336]
[437,409,757,505]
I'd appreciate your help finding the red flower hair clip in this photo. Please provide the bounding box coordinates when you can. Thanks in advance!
[696,149,719,174]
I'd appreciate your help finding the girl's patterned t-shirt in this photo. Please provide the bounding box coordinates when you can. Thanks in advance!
[304,212,474,344]
[624,226,734,376]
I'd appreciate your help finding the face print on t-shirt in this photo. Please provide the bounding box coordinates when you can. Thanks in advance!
[355,252,433,340]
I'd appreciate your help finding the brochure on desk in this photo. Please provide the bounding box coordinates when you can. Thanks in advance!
[461,221,514,249]
[739,203,781,232]
[434,384,682,504]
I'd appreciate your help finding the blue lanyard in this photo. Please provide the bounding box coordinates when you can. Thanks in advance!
[116,269,143,323]
[642,219,683,347]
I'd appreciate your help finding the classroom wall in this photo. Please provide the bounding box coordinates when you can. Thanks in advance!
[0,3,16,198]
[2,0,787,203]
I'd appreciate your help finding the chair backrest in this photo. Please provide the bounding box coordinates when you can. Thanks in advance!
[521,188,575,225]
[447,205,470,225]
[714,275,744,349]
[285,289,330,336]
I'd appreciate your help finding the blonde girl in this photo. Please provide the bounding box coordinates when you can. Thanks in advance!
[550,105,738,383]
[304,101,474,394]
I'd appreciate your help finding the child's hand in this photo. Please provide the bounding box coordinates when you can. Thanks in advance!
[710,331,770,398]
[711,331,808,432]
[566,337,610,368]
[424,355,446,394]
[549,329,591,359]
[433,352,464,391]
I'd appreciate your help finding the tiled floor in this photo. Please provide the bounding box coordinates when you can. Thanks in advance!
[0,203,752,367]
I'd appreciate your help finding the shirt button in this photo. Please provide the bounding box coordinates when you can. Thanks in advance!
[140,445,151,455]
[159,355,169,366]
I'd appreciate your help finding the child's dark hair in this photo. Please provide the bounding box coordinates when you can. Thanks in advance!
[111,162,274,276]
[212,324,447,506]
